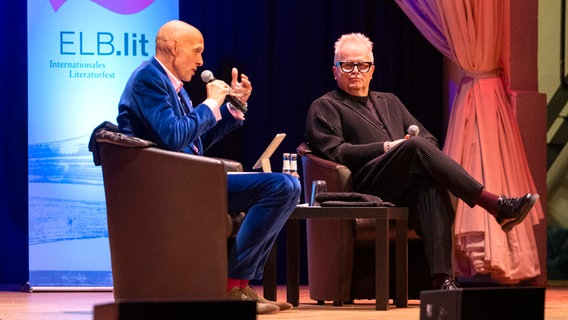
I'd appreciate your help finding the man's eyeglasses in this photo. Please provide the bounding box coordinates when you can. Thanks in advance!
[335,61,373,73]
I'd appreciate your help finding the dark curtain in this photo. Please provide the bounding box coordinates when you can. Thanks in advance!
[180,0,442,284]
[180,0,443,175]
[0,1,29,287]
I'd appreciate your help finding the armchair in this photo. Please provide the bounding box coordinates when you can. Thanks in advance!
[296,143,431,305]
[90,123,263,302]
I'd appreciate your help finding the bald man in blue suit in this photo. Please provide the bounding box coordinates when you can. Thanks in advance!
[117,20,299,314]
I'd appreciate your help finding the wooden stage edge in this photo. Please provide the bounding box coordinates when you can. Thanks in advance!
[0,283,567,320]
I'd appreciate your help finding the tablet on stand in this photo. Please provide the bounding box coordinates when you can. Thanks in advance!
[252,133,286,173]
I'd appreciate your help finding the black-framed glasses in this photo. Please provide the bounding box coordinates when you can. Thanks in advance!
[335,61,373,73]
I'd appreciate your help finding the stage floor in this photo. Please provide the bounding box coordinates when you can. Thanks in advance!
[0,283,567,320]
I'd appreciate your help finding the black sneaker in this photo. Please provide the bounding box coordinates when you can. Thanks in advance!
[440,279,461,290]
[496,193,539,232]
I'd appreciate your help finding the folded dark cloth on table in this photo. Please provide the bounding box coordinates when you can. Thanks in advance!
[315,192,395,207]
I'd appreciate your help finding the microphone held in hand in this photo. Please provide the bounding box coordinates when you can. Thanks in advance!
[200,70,248,114]
[405,125,419,139]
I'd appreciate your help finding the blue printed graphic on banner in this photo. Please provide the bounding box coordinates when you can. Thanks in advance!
[28,0,178,287]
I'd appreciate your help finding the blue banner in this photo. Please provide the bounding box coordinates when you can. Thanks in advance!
[27,0,178,287]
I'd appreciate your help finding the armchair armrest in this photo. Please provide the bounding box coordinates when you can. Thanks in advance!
[212,157,244,172]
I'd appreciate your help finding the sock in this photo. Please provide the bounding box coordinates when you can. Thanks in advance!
[227,279,250,291]
[227,278,241,291]
[474,189,500,216]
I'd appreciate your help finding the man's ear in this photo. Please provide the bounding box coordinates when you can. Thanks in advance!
[168,38,179,56]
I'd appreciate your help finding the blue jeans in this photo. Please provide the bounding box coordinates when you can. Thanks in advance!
[227,172,301,280]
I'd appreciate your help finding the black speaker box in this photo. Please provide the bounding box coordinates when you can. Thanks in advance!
[94,300,256,320]
[420,287,545,320]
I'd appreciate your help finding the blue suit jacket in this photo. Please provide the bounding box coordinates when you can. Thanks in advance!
[117,57,243,155]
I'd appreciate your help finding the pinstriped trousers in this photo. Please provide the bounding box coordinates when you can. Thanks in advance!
[354,137,484,276]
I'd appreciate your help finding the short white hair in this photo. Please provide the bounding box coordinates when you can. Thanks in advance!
[333,33,374,64]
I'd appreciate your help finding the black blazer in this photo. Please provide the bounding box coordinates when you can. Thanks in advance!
[305,89,438,175]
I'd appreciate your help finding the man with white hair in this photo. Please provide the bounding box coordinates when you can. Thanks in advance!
[306,32,539,290]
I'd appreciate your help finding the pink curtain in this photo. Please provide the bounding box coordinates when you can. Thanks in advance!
[395,0,543,283]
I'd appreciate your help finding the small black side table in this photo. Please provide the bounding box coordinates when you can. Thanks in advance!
[285,205,409,311]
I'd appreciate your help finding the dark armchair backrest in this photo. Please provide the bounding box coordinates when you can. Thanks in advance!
[296,143,353,201]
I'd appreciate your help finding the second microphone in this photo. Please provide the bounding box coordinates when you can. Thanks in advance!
[201,70,248,114]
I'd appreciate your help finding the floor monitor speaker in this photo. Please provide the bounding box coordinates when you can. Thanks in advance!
[420,287,545,320]
[94,300,256,320]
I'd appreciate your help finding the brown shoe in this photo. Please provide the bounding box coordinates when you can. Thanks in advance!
[227,287,280,314]
[241,285,293,311]
[496,193,539,232]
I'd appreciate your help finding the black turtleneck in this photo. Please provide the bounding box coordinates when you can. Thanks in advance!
[336,87,389,137]
[354,95,369,106]
[337,88,381,120]
[336,87,368,106]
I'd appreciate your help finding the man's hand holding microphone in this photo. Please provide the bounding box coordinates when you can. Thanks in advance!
[385,125,420,153]
[201,68,252,121]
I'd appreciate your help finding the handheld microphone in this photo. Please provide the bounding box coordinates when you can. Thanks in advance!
[405,125,419,139]
[200,70,248,114]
